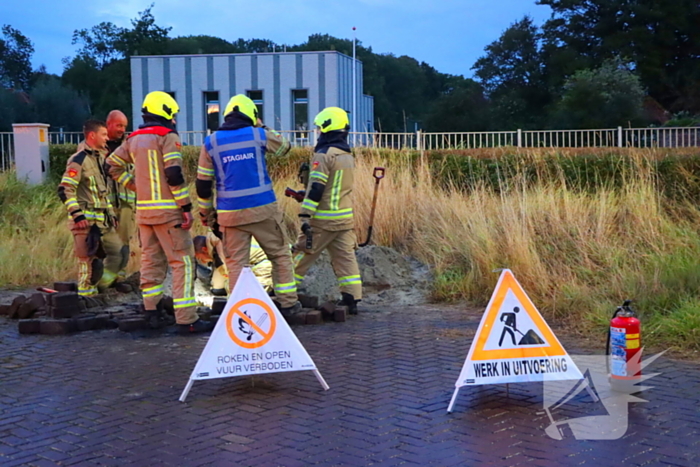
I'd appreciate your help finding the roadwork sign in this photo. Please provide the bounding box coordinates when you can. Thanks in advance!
[448,269,584,412]
[179,268,329,402]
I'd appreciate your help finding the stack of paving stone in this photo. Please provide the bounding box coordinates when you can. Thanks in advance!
[3,282,140,335]
[278,294,348,325]
[209,294,347,326]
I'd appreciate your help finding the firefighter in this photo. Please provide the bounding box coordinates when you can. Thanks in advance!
[57,120,123,297]
[195,94,301,317]
[107,91,212,333]
[76,110,133,284]
[105,110,135,279]
[293,107,362,314]
[194,233,273,295]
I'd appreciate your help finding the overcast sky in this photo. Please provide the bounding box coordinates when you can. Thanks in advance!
[2,0,551,78]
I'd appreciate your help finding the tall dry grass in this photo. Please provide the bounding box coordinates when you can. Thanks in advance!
[4,147,700,350]
[276,149,700,349]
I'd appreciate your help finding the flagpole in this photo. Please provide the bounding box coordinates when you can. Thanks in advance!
[352,26,357,146]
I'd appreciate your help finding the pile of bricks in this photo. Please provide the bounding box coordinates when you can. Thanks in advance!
[1,284,354,336]
[280,294,348,325]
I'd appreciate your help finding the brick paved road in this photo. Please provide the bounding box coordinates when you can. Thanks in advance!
[0,305,699,466]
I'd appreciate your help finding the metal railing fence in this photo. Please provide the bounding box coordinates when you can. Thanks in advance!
[1,126,700,171]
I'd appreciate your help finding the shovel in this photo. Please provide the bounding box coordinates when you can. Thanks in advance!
[359,167,385,247]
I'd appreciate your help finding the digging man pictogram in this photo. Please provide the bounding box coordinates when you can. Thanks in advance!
[498,307,545,347]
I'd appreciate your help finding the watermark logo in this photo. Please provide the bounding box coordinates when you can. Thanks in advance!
[540,351,666,440]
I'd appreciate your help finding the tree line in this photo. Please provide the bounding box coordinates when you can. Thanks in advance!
[1,1,700,133]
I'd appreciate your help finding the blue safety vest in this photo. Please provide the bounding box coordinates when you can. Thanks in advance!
[205,127,277,211]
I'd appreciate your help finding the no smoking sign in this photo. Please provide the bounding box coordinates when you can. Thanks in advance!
[226,298,277,349]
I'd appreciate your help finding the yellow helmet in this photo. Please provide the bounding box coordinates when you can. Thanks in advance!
[224,94,258,122]
[142,91,179,120]
[314,107,350,133]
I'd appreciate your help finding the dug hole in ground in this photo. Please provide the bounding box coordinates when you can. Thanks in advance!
[165,245,433,309]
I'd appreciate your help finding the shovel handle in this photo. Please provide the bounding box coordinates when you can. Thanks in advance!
[373,167,385,180]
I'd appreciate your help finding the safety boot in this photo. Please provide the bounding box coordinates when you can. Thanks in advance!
[177,319,214,334]
[143,299,171,329]
[341,292,360,315]
[279,301,302,318]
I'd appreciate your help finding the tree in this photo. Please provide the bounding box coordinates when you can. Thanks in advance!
[552,58,646,129]
[472,17,551,129]
[0,25,34,90]
[165,35,239,55]
[538,0,700,113]
[424,79,491,132]
[115,3,171,56]
[30,75,90,130]
[72,22,125,69]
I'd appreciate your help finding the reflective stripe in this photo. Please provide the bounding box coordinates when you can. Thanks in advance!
[315,208,353,219]
[310,171,329,183]
[197,166,215,177]
[294,273,305,284]
[338,275,362,285]
[65,198,80,210]
[61,176,79,186]
[274,282,297,294]
[119,191,136,204]
[108,153,126,167]
[117,172,133,186]
[198,197,213,209]
[172,187,190,201]
[184,255,194,299]
[78,288,98,296]
[301,199,319,213]
[293,253,305,266]
[148,150,161,200]
[89,176,101,208]
[163,152,182,162]
[83,210,106,222]
[174,296,197,309]
[142,284,164,298]
[137,200,178,209]
[217,183,273,199]
[331,170,343,210]
[274,139,290,156]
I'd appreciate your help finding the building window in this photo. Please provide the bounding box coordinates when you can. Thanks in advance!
[246,90,264,122]
[292,90,309,131]
[204,91,220,132]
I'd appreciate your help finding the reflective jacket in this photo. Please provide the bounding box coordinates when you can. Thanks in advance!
[107,124,192,225]
[57,145,114,226]
[77,136,135,208]
[197,124,290,227]
[300,146,355,231]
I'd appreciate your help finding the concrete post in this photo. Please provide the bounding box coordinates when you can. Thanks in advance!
[618,126,623,148]
[517,129,522,148]
[13,123,50,185]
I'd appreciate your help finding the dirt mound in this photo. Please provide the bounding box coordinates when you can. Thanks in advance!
[299,245,432,306]
[162,246,432,307]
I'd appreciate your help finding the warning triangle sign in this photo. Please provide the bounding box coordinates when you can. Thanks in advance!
[454,269,582,388]
[179,268,329,401]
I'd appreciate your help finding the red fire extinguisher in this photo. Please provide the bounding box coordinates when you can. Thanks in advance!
[606,300,642,393]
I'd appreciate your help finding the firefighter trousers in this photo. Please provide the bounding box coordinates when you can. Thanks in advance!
[115,203,135,277]
[211,260,272,294]
[221,214,297,308]
[293,227,363,300]
[71,223,122,296]
[138,222,198,325]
